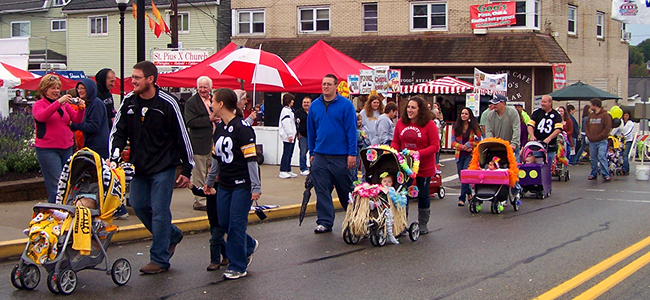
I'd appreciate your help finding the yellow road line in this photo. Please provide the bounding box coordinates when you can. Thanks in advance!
[572,250,650,300]
[533,234,650,300]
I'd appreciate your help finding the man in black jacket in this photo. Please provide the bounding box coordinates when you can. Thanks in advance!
[109,61,194,274]
[184,76,218,210]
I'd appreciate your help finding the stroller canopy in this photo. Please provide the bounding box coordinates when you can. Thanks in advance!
[521,141,548,164]
[468,138,519,186]
[360,145,416,188]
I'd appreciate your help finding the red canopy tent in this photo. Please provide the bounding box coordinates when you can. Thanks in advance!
[400,76,475,94]
[0,62,37,88]
[157,42,242,89]
[266,40,372,93]
[15,73,81,91]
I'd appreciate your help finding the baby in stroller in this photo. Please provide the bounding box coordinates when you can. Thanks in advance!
[519,141,552,199]
[607,135,625,176]
[11,149,133,295]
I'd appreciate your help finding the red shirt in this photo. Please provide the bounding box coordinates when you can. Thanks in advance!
[392,119,440,177]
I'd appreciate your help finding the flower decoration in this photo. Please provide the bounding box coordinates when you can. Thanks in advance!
[353,182,383,198]
[396,172,405,184]
[387,186,407,208]
[408,185,419,198]
[366,149,378,162]
[369,145,421,179]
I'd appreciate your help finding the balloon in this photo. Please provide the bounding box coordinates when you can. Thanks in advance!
[612,118,621,128]
[610,106,623,119]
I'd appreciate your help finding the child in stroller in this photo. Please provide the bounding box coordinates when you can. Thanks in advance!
[607,135,625,176]
[341,145,421,246]
[11,148,133,295]
[519,141,552,199]
[552,132,571,182]
[460,138,521,214]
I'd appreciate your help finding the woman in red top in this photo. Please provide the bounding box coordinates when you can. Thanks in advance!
[392,96,440,234]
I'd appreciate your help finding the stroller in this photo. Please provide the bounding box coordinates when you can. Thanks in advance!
[552,132,571,182]
[607,135,625,176]
[342,145,420,246]
[519,141,552,199]
[10,149,133,295]
[460,138,520,214]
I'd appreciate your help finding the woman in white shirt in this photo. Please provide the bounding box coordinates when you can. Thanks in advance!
[361,94,384,145]
[279,94,297,179]
[617,110,636,175]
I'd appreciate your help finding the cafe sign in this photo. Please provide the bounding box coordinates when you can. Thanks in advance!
[470,2,517,29]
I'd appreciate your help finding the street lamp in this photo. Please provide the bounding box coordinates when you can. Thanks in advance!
[116,0,129,101]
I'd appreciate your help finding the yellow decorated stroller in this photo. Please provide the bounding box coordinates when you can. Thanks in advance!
[10,149,134,295]
[342,145,421,246]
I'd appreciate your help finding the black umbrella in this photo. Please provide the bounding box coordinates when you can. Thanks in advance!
[299,173,314,226]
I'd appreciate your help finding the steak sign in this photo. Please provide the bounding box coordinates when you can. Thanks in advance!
[470,2,517,29]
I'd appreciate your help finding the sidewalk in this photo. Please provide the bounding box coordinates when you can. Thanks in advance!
[0,164,343,260]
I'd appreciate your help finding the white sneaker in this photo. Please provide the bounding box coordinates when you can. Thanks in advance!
[301,170,310,176]
[279,172,291,179]
[289,172,298,178]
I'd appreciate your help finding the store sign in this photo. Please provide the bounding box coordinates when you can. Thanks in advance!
[470,2,517,29]
[373,66,389,94]
[553,64,567,89]
[151,49,211,66]
[348,75,360,95]
[612,0,650,24]
[359,69,375,94]
[388,69,401,93]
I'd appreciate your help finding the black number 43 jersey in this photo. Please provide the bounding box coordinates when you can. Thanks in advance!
[213,116,257,189]
[528,108,563,151]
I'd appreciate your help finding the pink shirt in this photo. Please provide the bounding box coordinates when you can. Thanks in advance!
[32,98,84,149]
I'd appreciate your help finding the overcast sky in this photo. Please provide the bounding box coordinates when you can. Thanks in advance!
[629,24,650,46]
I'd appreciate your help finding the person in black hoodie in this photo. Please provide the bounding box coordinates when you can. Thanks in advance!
[95,68,117,129]
[71,78,109,158]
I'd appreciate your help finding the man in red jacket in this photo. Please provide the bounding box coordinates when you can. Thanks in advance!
[585,98,612,181]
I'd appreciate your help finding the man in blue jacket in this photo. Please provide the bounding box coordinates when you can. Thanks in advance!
[71,78,110,158]
[307,74,357,233]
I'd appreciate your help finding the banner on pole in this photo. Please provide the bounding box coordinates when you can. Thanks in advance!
[466,93,480,118]
[470,2,517,29]
[348,75,360,95]
[474,68,508,95]
[360,69,375,94]
[388,69,401,93]
[373,66,389,94]
[612,0,650,24]
[553,64,567,89]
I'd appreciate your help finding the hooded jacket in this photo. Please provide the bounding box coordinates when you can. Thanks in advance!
[95,69,116,128]
[585,108,612,143]
[70,78,110,158]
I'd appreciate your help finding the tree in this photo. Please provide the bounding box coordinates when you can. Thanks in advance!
[636,38,650,64]
[629,38,650,77]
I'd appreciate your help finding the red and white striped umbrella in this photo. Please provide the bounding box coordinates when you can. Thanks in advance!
[210,47,301,88]
[400,76,474,94]
[0,62,37,88]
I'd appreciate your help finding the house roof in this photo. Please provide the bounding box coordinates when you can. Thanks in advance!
[244,33,572,66]
[63,0,214,11]
[0,0,45,13]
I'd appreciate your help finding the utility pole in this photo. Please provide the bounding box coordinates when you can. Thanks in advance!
[169,0,178,48]
[137,0,145,62]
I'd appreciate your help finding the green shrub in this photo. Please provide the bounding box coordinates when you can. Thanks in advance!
[6,149,39,173]
[0,160,7,176]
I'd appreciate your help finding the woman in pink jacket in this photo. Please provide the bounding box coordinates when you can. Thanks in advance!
[392,96,440,235]
[32,74,85,203]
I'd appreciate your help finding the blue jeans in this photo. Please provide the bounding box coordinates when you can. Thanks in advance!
[217,187,256,273]
[571,135,588,165]
[129,167,183,269]
[589,140,609,178]
[280,141,295,172]
[206,193,227,264]
[456,156,471,202]
[299,136,308,172]
[312,154,353,229]
[548,151,557,168]
[35,147,72,203]
[623,141,632,172]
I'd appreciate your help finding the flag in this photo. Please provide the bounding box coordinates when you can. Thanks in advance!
[151,1,170,34]
[147,14,162,37]
[132,2,137,20]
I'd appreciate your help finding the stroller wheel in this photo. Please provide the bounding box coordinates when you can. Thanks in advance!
[566,171,571,181]
[57,268,77,295]
[10,265,23,289]
[19,264,40,290]
[369,228,378,246]
[491,201,503,214]
[438,187,446,199]
[376,228,387,247]
[111,258,132,286]
[409,222,420,242]
[47,271,59,294]
[343,227,352,244]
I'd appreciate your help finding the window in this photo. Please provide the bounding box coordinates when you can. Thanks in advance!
[11,21,30,37]
[51,19,66,31]
[363,3,378,32]
[596,11,604,39]
[410,1,447,31]
[235,9,264,35]
[568,5,577,35]
[52,0,66,6]
[299,6,329,33]
[178,12,190,33]
[88,16,108,35]
[489,0,539,28]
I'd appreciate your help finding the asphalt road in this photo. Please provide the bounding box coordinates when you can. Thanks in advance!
[2,163,650,300]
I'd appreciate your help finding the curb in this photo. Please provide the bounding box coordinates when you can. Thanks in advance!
[0,200,344,261]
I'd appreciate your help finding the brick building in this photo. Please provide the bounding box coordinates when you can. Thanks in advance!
[230,0,629,112]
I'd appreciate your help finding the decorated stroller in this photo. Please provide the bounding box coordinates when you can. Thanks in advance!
[460,138,520,214]
[342,145,421,246]
[10,149,133,295]
[552,132,571,182]
[607,135,625,176]
[519,141,552,199]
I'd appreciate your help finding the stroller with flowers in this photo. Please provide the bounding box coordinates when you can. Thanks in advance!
[460,138,520,214]
[341,145,421,246]
[10,149,133,295]
[552,132,571,182]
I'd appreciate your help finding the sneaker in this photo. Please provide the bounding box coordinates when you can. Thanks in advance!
[113,212,129,220]
[139,262,168,274]
[314,224,331,234]
[223,269,247,280]
[279,172,291,179]
[300,170,310,176]
[247,239,259,267]
[289,172,298,178]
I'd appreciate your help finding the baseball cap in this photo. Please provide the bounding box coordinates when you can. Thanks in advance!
[513,103,523,107]
[489,94,507,105]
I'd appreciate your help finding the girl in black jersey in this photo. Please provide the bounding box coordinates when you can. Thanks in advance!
[209,88,261,280]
